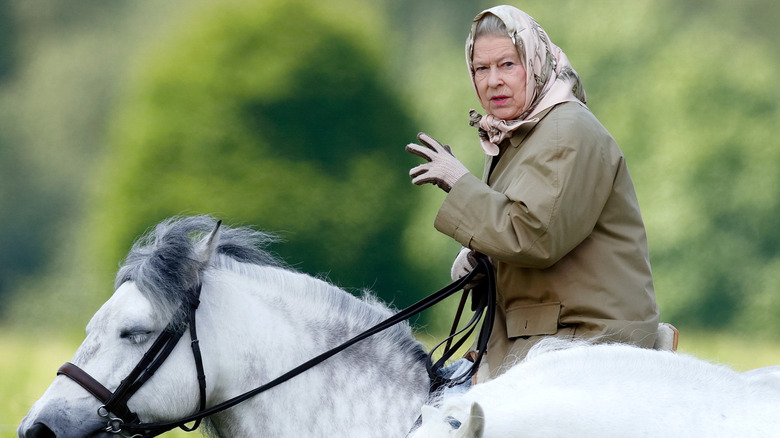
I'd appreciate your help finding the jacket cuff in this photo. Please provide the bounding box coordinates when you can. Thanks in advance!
[434,173,483,247]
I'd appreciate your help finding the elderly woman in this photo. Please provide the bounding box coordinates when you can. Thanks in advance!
[407,5,659,379]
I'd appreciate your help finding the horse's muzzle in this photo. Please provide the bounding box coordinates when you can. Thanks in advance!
[19,422,55,438]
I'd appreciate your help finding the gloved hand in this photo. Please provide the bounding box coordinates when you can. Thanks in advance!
[451,247,477,281]
[406,132,469,192]
[451,247,486,290]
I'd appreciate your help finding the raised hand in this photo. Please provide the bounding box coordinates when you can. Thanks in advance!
[406,132,469,192]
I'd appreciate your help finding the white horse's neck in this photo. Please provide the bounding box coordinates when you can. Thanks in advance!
[196,263,430,437]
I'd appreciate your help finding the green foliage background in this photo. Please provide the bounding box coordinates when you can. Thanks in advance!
[86,0,430,310]
[2,0,780,434]
[1,0,779,344]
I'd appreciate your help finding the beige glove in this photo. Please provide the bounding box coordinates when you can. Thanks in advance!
[406,132,469,192]
[451,247,486,290]
[451,247,477,281]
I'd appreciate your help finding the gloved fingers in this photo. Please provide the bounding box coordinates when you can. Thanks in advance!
[408,133,456,162]
[412,173,445,187]
[466,250,478,267]
[409,157,448,189]
[405,142,435,162]
[417,132,450,155]
[408,133,466,192]
[454,264,471,280]
[463,250,485,288]
[464,272,486,291]
[451,247,476,281]
[410,165,446,188]
[409,163,431,179]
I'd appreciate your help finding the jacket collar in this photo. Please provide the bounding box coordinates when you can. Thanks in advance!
[508,105,555,149]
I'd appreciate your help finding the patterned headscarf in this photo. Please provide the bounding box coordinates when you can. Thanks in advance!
[466,5,587,155]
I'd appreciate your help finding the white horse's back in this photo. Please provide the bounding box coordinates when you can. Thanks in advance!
[414,339,780,438]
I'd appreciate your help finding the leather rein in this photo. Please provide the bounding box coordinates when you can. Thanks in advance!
[57,256,495,437]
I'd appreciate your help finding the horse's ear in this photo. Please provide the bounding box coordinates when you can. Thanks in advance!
[420,405,440,423]
[195,220,222,265]
[454,402,485,438]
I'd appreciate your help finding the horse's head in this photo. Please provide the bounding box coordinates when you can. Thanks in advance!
[19,283,206,437]
[19,217,226,437]
[21,215,429,438]
[409,403,485,438]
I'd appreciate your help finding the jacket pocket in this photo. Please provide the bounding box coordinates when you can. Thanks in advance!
[505,302,561,338]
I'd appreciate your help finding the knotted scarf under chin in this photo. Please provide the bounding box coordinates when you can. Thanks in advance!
[468,110,539,156]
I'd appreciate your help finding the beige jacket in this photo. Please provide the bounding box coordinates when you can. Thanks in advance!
[435,102,659,377]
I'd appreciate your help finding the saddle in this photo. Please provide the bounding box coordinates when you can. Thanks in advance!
[464,322,680,385]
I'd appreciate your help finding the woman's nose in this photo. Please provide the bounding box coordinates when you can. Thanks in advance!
[487,67,503,87]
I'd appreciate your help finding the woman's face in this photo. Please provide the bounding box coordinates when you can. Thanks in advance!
[472,35,527,120]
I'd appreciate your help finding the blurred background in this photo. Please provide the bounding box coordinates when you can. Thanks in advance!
[2,0,779,435]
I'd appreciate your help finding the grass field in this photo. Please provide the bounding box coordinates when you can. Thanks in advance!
[4,328,780,437]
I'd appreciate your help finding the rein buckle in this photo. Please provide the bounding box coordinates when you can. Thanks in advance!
[98,405,124,434]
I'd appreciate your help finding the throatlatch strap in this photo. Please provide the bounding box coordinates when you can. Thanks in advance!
[180,298,206,433]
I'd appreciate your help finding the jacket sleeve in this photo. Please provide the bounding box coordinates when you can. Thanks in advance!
[434,108,617,269]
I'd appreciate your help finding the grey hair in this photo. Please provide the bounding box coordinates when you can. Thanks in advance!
[474,13,507,40]
[471,13,526,69]
[115,215,284,327]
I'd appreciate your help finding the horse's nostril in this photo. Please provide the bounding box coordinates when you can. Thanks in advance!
[24,422,56,438]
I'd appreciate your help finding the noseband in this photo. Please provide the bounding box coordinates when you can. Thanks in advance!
[57,257,495,437]
[58,284,207,437]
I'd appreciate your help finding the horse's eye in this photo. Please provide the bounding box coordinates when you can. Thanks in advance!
[120,330,153,345]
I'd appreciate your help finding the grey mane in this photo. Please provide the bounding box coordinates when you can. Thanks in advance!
[115,215,284,327]
[114,216,427,371]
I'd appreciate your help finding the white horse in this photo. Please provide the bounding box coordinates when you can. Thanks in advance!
[411,339,780,438]
[19,216,430,437]
[18,215,780,437]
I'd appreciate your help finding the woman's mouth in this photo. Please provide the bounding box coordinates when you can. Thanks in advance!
[491,95,509,105]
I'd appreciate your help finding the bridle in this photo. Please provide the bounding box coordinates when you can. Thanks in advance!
[58,257,495,437]
[57,256,495,437]
[58,284,207,437]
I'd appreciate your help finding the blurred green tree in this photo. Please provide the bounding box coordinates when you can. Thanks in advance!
[532,1,780,334]
[0,0,15,80]
[0,133,65,311]
[0,0,191,317]
[3,0,779,339]
[81,0,428,309]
